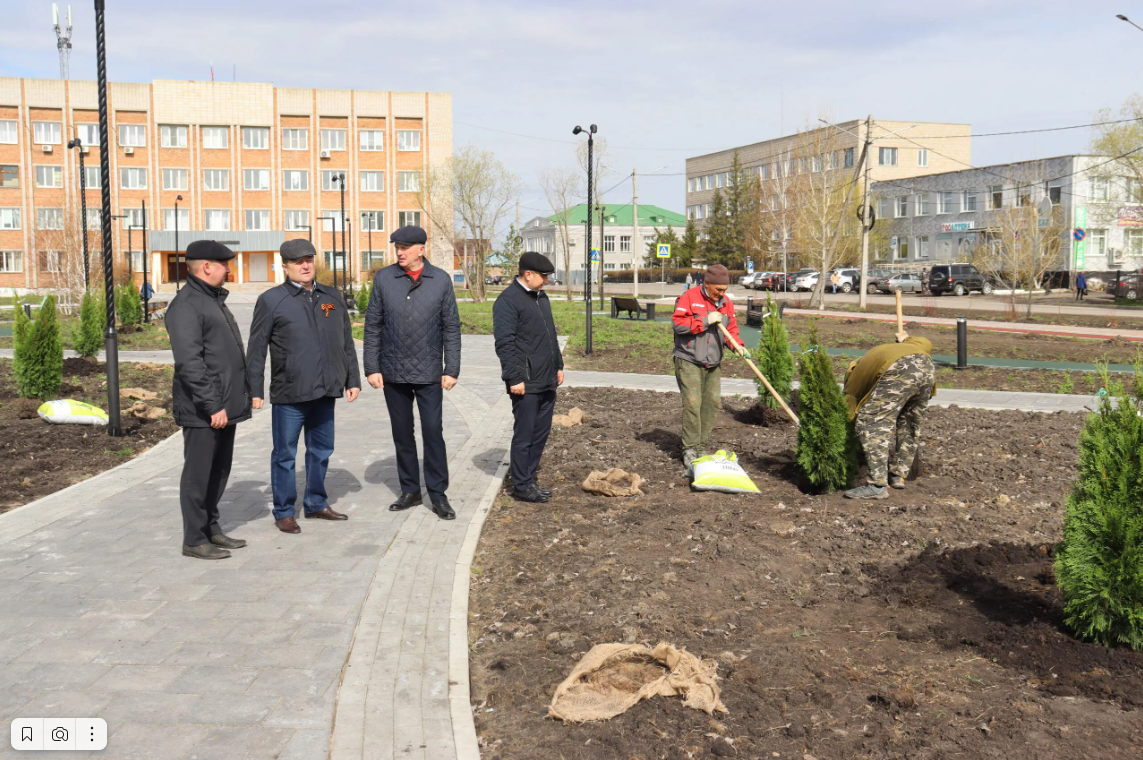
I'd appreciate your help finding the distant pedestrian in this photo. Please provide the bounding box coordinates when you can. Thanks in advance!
[363,226,462,520]
[830,271,841,294]
[140,281,154,301]
[695,271,704,288]
[686,272,694,288]
[165,241,251,560]
[1076,272,1088,301]
[246,239,361,535]
[494,252,564,503]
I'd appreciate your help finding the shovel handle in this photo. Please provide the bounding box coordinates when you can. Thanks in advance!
[716,322,800,426]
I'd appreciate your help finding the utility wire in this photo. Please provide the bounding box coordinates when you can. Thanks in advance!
[902,116,1143,140]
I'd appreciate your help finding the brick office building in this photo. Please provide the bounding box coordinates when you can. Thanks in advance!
[0,77,451,293]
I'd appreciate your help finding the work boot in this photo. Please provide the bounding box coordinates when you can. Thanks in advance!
[182,544,231,560]
[682,448,698,469]
[844,483,889,500]
[888,474,906,490]
[209,533,247,549]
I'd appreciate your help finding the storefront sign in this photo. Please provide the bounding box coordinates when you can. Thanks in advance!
[941,222,974,232]
[1117,205,1143,226]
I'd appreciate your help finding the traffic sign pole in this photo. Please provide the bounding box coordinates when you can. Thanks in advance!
[656,243,671,299]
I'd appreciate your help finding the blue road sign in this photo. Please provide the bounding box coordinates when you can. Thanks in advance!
[1074,228,1086,241]
[590,248,600,263]
[657,244,671,258]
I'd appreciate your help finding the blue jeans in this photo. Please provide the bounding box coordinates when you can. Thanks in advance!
[270,396,336,519]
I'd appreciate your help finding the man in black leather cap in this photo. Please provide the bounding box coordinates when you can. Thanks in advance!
[165,240,252,559]
[363,225,461,520]
[493,251,564,503]
[246,239,361,535]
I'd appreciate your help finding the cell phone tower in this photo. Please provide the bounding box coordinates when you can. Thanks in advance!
[52,4,73,79]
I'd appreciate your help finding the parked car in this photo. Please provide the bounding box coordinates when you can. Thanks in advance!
[875,272,924,294]
[927,263,993,296]
[739,272,760,288]
[1109,276,1143,300]
[793,271,820,292]
[826,267,861,293]
[755,272,784,290]
[750,271,778,290]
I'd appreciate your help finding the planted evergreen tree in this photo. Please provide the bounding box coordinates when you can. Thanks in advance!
[73,291,105,358]
[355,281,371,313]
[795,322,857,492]
[15,296,63,400]
[1055,367,1143,650]
[11,298,30,388]
[116,284,143,327]
[701,189,735,266]
[756,295,794,410]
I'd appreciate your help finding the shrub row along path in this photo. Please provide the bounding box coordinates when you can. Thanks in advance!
[0,327,1093,759]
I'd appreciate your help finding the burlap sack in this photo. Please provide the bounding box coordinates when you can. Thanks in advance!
[549,642,727,722]
[582,468,644,497]
[120,387,158,401]
[552,407,584,427]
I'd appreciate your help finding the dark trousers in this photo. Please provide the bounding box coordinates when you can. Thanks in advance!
[1076,287,1087,300]
[180,425,236,546]
[383,382,448,499]
[270,397,336,519]
[510,390,557,492]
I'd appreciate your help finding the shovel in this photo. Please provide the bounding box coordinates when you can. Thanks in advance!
[716,322,800,427]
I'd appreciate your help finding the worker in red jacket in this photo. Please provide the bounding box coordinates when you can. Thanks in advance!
[672,264,747,471]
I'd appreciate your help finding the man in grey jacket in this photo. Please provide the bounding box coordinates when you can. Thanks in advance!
[363,226,461,520]
[246,239,361,535]
[165,240,251,560]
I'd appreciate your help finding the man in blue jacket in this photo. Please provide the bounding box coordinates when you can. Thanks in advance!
[247,239,361,534]
[363,226,461,520]
[493,252,564,503]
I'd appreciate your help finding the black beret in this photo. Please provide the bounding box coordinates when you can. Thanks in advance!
[390,225,427,245]
[185,240,235,261]
[519,251,555,275]
[280,239,317,260]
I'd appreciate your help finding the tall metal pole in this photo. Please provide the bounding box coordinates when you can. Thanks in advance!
[141,201,150,323]
[68,138,90,291]
[598,203,606,309]
[174,198,181,291]
[585,133,593,355]
[94,0,121,437]
[858,115,873,310]
[339,173,350,301]
[631,169,639,299]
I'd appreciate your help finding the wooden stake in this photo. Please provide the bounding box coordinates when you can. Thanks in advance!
[716,322,800,426]
[895,288,906,341]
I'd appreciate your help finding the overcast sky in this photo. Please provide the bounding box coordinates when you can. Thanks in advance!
[3,0,1142,230]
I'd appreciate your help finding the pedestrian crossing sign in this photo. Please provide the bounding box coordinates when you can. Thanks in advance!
[590,248,600,263]
[657,244,671,258]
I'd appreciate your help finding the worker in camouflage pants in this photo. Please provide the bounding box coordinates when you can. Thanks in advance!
[842,336,936,500]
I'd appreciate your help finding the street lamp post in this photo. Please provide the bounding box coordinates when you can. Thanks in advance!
[1117,13,1143,33]
[67,137,91,291]
[333,172,351,302]
[174,194,182,291]
[573,124,597,355]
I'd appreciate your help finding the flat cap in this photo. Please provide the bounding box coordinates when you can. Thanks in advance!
[390,226,427,245]
[185,240,235,261]
[519,251,555,275]
[280,239,317,260]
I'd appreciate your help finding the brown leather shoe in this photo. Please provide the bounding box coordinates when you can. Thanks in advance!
[304,507,348,521]
[275,516,301,534]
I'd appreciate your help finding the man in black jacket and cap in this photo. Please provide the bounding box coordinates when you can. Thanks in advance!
[165,240,252,560]
[493,251,564,503]
[363,226,461,520]
[246,239,361,534]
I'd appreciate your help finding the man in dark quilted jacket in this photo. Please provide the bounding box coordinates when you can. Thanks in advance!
[363,226,461,520]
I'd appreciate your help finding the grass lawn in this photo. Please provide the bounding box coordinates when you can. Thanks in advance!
[0,319,172,351]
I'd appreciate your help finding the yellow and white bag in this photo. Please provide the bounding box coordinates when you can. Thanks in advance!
[691,450,760,494]
[37,399,109,426]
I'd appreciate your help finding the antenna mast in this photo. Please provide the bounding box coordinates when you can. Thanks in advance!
[52,4,73,79]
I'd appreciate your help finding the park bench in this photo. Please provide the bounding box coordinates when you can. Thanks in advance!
[610,296,655,321]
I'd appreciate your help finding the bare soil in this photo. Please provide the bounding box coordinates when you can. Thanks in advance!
[469,388,1143,760]
[0,358,178,514]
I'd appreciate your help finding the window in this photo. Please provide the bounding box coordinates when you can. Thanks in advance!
[915,193,931,216]
[895,196,909,218]
[360,130,384,151]
[160,125,187,148]
[1090,228,1108,258]
[1125,229,1143,259]
[715,173,724,188]
[844,148,854,168]
[687,178,695,192]
[121,207,145,229]
[896,240,909,260]
[1126,177,1142,204]
[320,129,346,152]
[397,171,420,192]
[686,205,697,220]
[163,208,189,231]
[811,155,824,173]
[0,120,17,144]
[772,162,781,179]
[917,235,931,258]
[398,210,421,228]
[245,210,270,230]
[320,212,345,232]
[37,208,64,230]
[939,191,957,214]
[361,211,384,231]
[283,170,308,191]
[879,198,889,219]
[282,128,308,150]
[1048,184,1063,205]
[118,124,146,147]
[205,209,230,231]
[322,170,345,191]
[725,171,735,187]
[243,168,270,191]
[360,171,384,191]
[878,147,897,166]
[41,251,63,274]
[85,209,101,229]
[1090,177,1110,202]
[917,149,929,167]
[759,164,771,180]
[989,185,1004,209]
[705,203,714,217]
[202,127,228,149]
[33,122,61,145]
[1,165,18,188]
[397,130,421,151]
[120,167,148,189]
[603,235,615,252]
[0,251,22,273]
[0,208,21,230]
[284,210,310,231]
[620,235,631,252]
[769,195,779,211]
[34,165,62,188]
[75,123,99,148]
[363,249,385,269]
[963,191,977,212]
[243,127,269,149]
[203,169,229,191]
[162,168,188,190]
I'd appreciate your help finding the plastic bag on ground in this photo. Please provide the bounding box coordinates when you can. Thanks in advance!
[582,468,644,497]
[37,399,109,426]
[691,450,760,494]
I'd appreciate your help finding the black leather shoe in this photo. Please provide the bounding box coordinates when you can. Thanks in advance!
[209,533,247,549]
[431,496,456,520]
[512,486,549,503]
[537,487,552,497]
[182,544,231,560]
[389,493,423,511]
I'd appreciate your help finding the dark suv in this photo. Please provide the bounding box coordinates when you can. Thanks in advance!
[928,263,993,296]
